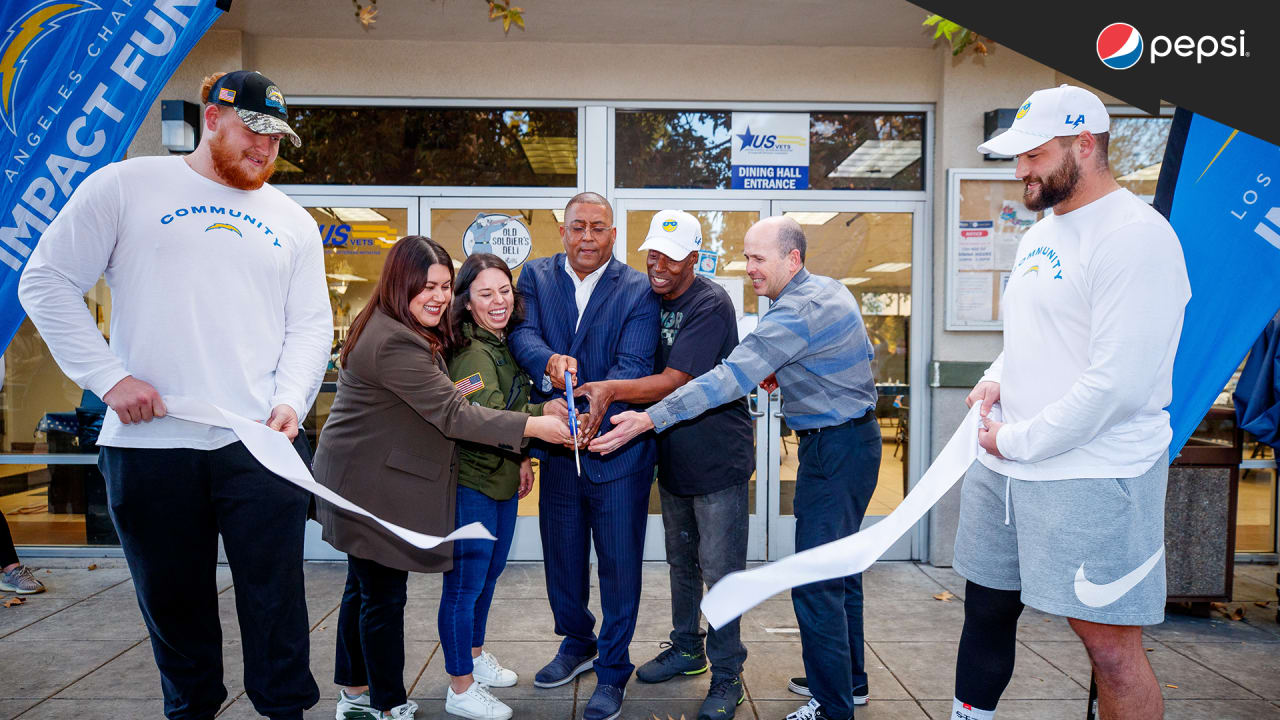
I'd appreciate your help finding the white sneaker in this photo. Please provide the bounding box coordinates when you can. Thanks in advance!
[786,699,820,720]
[446,681,513,720]
[336,690,418,720]
[382,703,418,719]
[472,650,518,688]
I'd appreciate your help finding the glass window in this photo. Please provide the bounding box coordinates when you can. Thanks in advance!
[772,212,914,518]
[615,110,925,191]
[1109,115,1172,197]
[301,205,412,440]
[280,107,578,187]
[2,282,115,547]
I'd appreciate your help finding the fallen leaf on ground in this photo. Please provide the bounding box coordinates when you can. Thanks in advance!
[1256,601,1271,608]
[933,591,956,602]
[2,597,24,608]
[1145,647,1154,652]
[1165,684,1178,689]
[86,564,97,571]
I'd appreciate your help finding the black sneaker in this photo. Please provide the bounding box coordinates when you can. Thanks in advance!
[698,675,744,720]
[635,641,709,683]
[786,678,868,706]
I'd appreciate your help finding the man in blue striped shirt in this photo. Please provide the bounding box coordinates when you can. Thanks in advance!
[591,215,882,720]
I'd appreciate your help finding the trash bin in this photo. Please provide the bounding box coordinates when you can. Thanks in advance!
[1165,406,1239,603]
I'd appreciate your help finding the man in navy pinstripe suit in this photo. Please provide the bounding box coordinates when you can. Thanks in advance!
[509,192,659,720]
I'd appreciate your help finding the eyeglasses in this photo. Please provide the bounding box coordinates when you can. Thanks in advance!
[566,223,613,239]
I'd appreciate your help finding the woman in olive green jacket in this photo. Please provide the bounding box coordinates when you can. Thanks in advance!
[438,253,569,719]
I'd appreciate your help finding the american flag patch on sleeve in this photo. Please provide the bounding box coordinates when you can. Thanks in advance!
[454,372,485,397]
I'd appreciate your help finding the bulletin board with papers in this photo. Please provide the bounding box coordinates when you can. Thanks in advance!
[945,169,1043,330]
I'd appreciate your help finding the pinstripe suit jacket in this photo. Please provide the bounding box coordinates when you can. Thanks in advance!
[509,254,659,483]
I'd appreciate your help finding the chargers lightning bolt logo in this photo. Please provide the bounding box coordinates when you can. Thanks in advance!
[0,1,98,136]
[205,223,243,237]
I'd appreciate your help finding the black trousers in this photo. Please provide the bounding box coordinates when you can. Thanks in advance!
[99,436,320,720]
[334,554,410,711]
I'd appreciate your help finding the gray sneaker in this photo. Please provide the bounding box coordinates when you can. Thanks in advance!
[0,564,46,594]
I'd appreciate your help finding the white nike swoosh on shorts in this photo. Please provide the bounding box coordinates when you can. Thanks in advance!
[1073,546,1165,608]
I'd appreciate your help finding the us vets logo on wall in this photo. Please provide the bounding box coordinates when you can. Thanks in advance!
[462,213,533,269]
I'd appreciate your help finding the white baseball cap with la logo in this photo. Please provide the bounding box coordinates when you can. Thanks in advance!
[978,84,1110,157]
[638,209,703,261]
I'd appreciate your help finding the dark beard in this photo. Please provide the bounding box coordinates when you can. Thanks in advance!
[210,134,276,190]
[1023,152,1080,212]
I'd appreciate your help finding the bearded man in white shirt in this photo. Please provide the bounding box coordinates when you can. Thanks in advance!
[947,86,1189,720]
[19,71,331,720]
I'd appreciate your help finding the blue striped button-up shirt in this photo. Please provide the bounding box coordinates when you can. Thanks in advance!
[647,268,877,433]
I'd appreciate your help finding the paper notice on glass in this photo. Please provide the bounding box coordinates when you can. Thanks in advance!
[995,201,1037,268]
[954,273,994,323]
[700,404,998,629]
[994,232,1022,269]
[163,396,496,549]
[957,221,994,271]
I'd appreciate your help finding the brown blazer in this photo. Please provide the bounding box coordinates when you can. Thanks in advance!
[313,308,528,573]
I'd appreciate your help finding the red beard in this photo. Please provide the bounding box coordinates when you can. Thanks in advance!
[210,133,276,190]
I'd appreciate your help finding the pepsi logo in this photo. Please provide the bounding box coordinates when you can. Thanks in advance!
[1097,22,1143,70]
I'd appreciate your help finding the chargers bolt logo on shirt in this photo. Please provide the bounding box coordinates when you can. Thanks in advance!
[205,222,242,237]
[0,0,98,136]
[1097,22,1143,70]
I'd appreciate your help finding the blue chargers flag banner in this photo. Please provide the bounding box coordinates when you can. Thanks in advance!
[0,0,228,354]
[1155,108,1280,457]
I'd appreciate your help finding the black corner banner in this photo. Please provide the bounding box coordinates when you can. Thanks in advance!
[907,1,1280,147]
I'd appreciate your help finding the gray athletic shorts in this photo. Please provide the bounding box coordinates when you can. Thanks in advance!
[952,454,1168,626]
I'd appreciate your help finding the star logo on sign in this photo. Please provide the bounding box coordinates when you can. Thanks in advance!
[737,126,756,151]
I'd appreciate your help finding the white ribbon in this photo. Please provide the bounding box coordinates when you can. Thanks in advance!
[700,403,995,629]
[163,396,496,549]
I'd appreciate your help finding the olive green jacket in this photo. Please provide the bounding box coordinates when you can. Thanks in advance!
[447,323,543,500]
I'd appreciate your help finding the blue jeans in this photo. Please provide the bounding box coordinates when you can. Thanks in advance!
[792,415,881,720]
[437,485,518,676]
[659,482,749,677]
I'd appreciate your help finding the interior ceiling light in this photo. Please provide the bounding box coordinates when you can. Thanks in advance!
[325,273,368,283]
[782,211,839,225]
[840,277,870,286]
[827,140,922,178]
[865,262,912,273]
[518,135,577,175]
[330,207,389,223]
[552,209,565,223]
[724,260,748,272]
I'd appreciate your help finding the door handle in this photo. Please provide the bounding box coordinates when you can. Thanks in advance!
[748,392,765,418]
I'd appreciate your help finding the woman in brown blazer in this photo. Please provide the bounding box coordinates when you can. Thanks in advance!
[312,236,571,720]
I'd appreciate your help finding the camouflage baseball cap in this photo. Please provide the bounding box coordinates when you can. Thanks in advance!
[206,70,301,148]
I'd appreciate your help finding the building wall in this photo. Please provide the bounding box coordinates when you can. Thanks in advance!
[124,29,1075,565]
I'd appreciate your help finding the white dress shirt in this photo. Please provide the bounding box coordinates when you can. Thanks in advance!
[563,256,609,331]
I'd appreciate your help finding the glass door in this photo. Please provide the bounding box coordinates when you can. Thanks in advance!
[422,198,574,561]
[764,200,928,560]
[616,199,771,560]
[287,194,420,560]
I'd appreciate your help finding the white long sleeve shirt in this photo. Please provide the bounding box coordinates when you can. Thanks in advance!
[19,156,333,450]
[980,188,1190,480]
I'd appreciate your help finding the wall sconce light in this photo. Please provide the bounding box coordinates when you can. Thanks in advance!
[161,100,201,153]
[982,109,1016,161]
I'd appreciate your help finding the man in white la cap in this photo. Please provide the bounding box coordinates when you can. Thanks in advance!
[575,210,754,720]
[948,84,1189,720]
